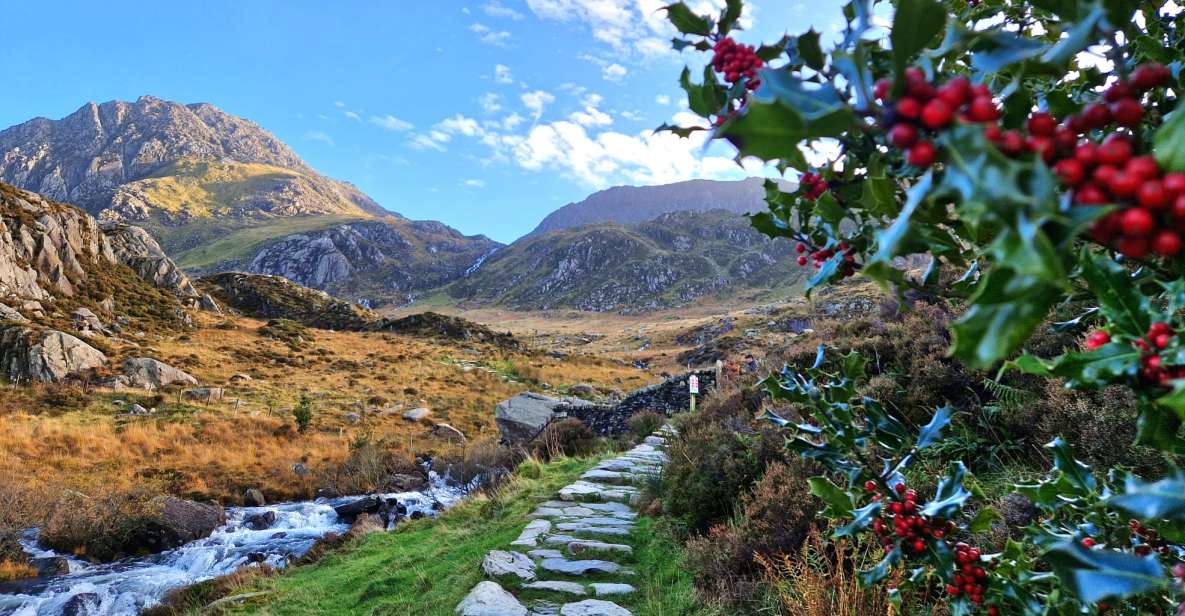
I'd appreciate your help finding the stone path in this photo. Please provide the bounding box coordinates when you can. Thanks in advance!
[456,427,673,616]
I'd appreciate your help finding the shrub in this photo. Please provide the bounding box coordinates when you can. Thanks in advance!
[627,411,665,441]
[315,439,419,496]
[530,418,596,461]
[662,411,783,534]
[40,488,168,562]
[758,530,901,616]
[293,395,312,433]
[683,461,820,608]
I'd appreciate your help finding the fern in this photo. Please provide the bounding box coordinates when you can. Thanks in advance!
[982,378,1035,409]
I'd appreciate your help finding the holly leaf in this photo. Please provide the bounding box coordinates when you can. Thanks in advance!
[655,123,707,138]
[921,462,972,519]
[798,29,825,70]
[809,476,856,518]
[718,0,743,34]
[1043,540,1166,603]
[664,2,712,36]
[889,0,945,88]
[835,501,882,538]
[1109,475,1185,521]
[679,66,725,117]
[1046,437,1096,494]
[950,268,1061,369]
[969,506,1002,533]
[1079,249,1151,337]
[916,405,954,449]
[1154,105,1185,173]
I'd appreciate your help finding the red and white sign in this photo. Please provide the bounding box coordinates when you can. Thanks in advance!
[688,375,700,395]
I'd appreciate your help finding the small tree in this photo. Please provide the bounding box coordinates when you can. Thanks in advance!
[293,394,312,434]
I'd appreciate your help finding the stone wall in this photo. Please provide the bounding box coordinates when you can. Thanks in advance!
[553,370,716,436]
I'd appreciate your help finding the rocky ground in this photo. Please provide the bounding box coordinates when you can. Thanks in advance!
[456,428,673,616]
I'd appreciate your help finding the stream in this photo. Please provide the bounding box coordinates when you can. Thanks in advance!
[0,472,471,616]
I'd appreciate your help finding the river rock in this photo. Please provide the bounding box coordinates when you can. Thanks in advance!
[559,599,632,616]
[145,497,225,553]
[384,473,427,492]
[32,556,70,577]
[0,328,107,383]
[456,581,528,616]
[334,496,381,521]
[243,488,266,507]
[481,550,537,581]
[315,487,340,499]
[61,593,102,616]
[123,357,197,390]
[402,407,432,422]
[243,511,276,530]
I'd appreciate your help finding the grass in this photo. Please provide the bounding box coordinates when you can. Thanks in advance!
[216,456,707,616]
[171,214,367,269]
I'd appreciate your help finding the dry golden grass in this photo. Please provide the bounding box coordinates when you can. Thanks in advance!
[757,530,900,616]
[0,560,38,582]
[0,312,648,520]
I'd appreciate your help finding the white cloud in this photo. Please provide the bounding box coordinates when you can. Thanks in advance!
[439,115,483,137]
[501,113,525,130]
[343,110,362,121]
[303,131,335,147]
[602,63,628,82]
[410,134,447,151]
[370,114,414,131]
[333,101,346,108]
[479,92,503,114]
[655,94,671,105]
[494,64,515,84]
[522,90,556,120]
[569,94,614,127]
[483,0,525,19]
[471,23,511,46]
[470,22,491,33]
[463,178,488,188]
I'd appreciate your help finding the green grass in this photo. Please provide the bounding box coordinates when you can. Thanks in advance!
[221,456,706,616]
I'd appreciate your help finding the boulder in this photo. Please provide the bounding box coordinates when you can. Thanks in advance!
[0,327,107,383]
[495,392,594,444]
[0,303,28,323]
[71,307,106,334]
[97,375,130,390]
[384,474,427,492]
[123,357,198,390]
[229,373,253,382]
[186,387,225,402]
[61,593,102,616]
[243,511,275,531]
[32,556,70,577]
[455,581,528,616]
[569,383,598,398]
[402,407,432,422]
[559,599,632,616]
[243,489,266,507]
[334,496,381,521]
[431,423,466,442]
[126,403,150,416]
[315,487,340,499]
[344,412,362,424]
[152,497,225,544]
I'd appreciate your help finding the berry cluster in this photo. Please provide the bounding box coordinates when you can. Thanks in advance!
[1130,519,1173,557]
[866,482,952,555]
[950,542,995,612]
[799,171,828,201]
[1088,322,1185,387]
[711,38,763,91]
[795,240,857,277]
[875,68,1001,168]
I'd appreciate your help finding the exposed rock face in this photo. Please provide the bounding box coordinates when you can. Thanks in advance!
[143,497,225,555]
[528,177,783,237]
[122,357,198,390]
[450,210,804,313]
[0,327,107,383]
[495,393,596,444]
[243,220,500,306]
[102,222,215,310]
[199,272,374,330]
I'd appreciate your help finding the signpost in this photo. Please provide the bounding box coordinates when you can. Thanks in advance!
[688,374,699,413]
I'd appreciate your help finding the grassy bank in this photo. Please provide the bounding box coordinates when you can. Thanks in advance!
[210,456,704,616]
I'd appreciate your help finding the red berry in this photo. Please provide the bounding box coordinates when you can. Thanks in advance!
[1028,135,1056,162]
[795,242,807,254]
[1082,537,1097,547]
[1138,180,1169,209]
[1108,173,1139,199]
[1085,330,1111,350]
[796,255,808,266]
[1082,103,1111,128]
[937,83,967,109]
[921,99,953,129]
[889,123,919,148]
[1075,184,1108,205]
[897,98,922,120]
[874,78,893,101]
[1055,158,1086,186]
[1097,139,1133,166]
[1074,143,1099,167]
[1093,164,1119,187]
[1156,333,1173,349]
[864,480,877,492]
[983,125,1002,142]
[999,130,1025,156]
[969,84,991,99]
[1054,126,1078,151]
[1153,230,1182,256]
[1117,235,1150,259]
[1132,63,1170,90]
[1164,172,1185,198]
[1111,98,1144,127]
[1027,112,1057,137]
[907,141,936,167]
[1121,207,1156,236]
[968,96,999,122]
[1126,156,1161,181]
[1104,81,1134,103]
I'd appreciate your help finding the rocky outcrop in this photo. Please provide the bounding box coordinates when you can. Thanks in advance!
[496,393,596,444]
[0,327,106,383]
[199,272,374,330]
[449,210,804,313]
[242,219,500,306]
[122,357,198,390]
[376,312,523,351]
[102,222,217,311]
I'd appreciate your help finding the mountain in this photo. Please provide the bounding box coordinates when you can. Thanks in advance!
[527,178,782,237]
[0,96,499,307]
[448,209,806,312]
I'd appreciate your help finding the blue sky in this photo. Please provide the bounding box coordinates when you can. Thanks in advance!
[0,0,848,242]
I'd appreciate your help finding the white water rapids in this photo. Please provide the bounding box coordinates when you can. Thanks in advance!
[0,473,471,616]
